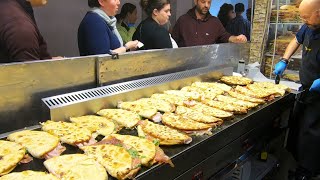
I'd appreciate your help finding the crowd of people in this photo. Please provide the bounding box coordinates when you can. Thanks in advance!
[0,0,249,62]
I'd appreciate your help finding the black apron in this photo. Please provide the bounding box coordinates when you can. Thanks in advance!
[288,29,320,173]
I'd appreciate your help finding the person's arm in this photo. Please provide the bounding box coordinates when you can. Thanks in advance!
[228,35,247,43]
[282,38,301,60]
[112,40,138,54]
[4,20,42,61]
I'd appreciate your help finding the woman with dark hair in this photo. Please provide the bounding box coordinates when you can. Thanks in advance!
[217,3,235,28]
[78,0,139,56]
[116,3,137,44]
[133,0,175,50]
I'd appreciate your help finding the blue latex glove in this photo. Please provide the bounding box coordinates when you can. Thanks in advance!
[310,78,320,93]
[273,60,287,75]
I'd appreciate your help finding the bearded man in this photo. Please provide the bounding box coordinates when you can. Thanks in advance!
[172,0,247,47]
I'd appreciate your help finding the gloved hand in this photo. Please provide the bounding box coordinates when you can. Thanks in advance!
[310,78,320,93]
[273,60,288,75]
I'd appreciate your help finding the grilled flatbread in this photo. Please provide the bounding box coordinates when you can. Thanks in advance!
[220,76,253,86]
[201,99,248,114]
[191,82,232,91]
[107,134,156,166]
[150,93,196,106]
[137,120,192,145]
[97,109,140,129]
[0,141,26,176]
[175,106,223,125]
[180,86,218,100]
[227,91,265,104]
[215,95,259,109]
[118,101,161,122]
[44,154,107,180]
[0,171,58,180]
[164,90,202,100]
[189,103,234,119]
[81,144,140,180]
[136,98,176,112]
[7,130,65,159]
[247,82,288,97]
[162,113,213,135]
[41,121,93,147]
[235,85,272,99]
[70,115,117,136]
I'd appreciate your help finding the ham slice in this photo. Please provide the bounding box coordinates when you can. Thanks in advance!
[20,154,33,164]
[184,100,197,107]
[43,143,66,159]
[183,128,212,136]
[154,146,174,167]
[76,136,97,148]
[151,112,162,123]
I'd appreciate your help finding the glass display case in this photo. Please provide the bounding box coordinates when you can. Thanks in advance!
[262,0,303,82]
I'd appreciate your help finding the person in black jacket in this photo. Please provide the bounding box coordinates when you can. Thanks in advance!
[133,0,172,50]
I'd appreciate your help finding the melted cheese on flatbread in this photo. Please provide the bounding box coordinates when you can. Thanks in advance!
[220,76,253,86]
[150,94,191,106]
[44,154,107,180]
[201,99,248,114]
[97,109,140,129]
[247,82,287,97]
[0,171,58,180]
[180,86,218,100]
[70,115,116,136]
[162,113,213,131]
[227,91,265,104]
[41,121,92,146]
[0,140,25,176]
[189,103,234,119]
[164,90,201,100]
[191,82,232,91]
[118,101,158,119]
[7,130,59,159]
[81,144,135,180]
[215,95,259,109]
[175,106,223,124]
[235,86,272,98]
[109,134,156,166]
[136,98,175,112]
[138,120,192,145]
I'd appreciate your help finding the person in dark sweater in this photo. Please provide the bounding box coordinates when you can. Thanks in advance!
[78,0,139,56]
[226,3,251,41]
[0,0,51,63]
[133,0,173,50]
[172,0,247,47]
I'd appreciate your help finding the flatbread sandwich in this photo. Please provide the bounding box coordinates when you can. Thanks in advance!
[7,130,66,159]
[44,154,107,180]
[137,120,192,145]
[41,120,95,147]
[97,109,140,129]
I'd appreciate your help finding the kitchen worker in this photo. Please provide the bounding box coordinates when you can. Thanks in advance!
[0,0,52,63]
[172,0,247,47]
[273,0,320,179]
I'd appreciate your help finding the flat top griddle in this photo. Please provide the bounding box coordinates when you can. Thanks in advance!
[3,95,291,180]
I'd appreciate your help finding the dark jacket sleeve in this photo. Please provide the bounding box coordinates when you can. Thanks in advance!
[217,20,232,43]
[3,19,43,61]
[172,18,183,47]
[78,15,113,55]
